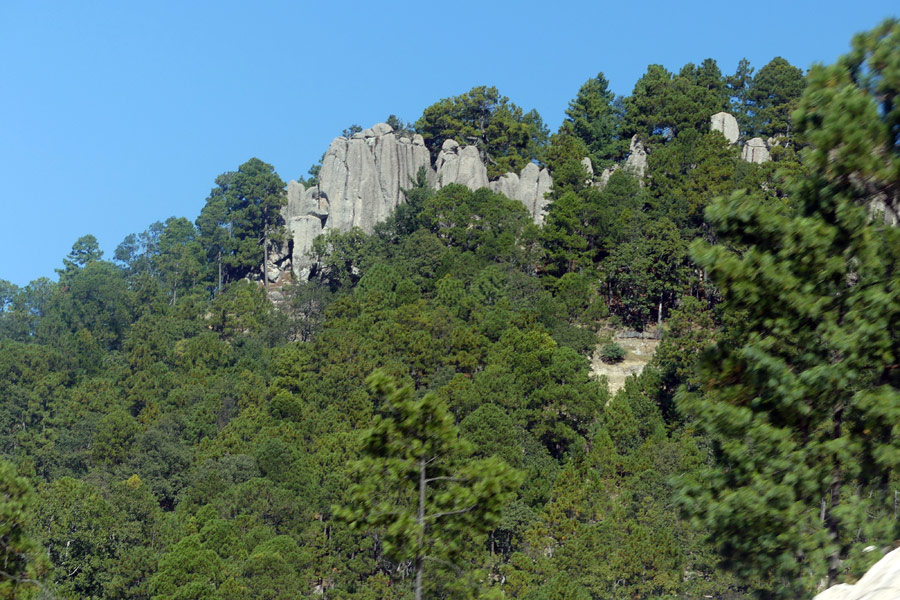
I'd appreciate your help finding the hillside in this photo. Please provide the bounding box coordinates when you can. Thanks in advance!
[0,20,899,600]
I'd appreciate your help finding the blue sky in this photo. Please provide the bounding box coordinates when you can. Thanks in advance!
[1,0,896,286]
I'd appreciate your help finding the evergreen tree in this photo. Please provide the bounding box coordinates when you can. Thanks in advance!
[0,461,46,599]
[678,19,900,597]
[562,73,624,169]
[337,372,522,600]
[415,86,549,178]
[747,57,805,138]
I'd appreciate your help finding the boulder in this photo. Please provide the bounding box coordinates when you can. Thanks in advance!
[813,547,900,600]
[742,137,771,164]
[710,112,740,144]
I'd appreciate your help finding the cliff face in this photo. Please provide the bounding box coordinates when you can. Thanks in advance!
[280,123,556,280]
[275,112,773,282]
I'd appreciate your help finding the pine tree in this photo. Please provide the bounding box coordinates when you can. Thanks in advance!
[337,372,521,600]
[678,19,900,598]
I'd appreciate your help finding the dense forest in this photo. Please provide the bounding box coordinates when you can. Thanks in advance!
[1,19,898,600]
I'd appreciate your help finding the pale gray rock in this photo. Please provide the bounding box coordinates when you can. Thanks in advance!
[284,123,434,279]
[488,162,553,223]
[710,112,740,144]
[742,137,771,164]
[289,215,325,280]
[371,122,393,136]
[581,157,594,179]
[435,141,489,190]
[813,547,900,600]
[598,164,619,189]
[490,171,519,201]
[624,135,648,178]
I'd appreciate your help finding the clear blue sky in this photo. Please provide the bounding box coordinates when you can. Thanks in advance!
[1,1,896,286]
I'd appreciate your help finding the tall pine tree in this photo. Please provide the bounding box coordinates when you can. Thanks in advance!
[678,19,900,598]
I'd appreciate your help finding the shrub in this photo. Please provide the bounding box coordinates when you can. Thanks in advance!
[600,342,625,363]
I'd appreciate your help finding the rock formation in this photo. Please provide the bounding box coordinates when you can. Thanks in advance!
[742,137,771,164]
[280,123,557,280]
[489,162,553,223]
[623,135,648,178]
[278,113,773,281]
[813,547,900,600]
[435,139,489,191]
[710,111,740,144]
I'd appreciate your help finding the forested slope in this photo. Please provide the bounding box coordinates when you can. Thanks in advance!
[1,20,898,600]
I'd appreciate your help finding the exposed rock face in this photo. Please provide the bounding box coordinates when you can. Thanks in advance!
[624,135,648,178]
[489,162,553,223]
[742,137,771,164]
[317,124,434,233]
[598,164,619,189]
[283,124,435,277]
[280,125,559,279]
[813,547,900,600]
[435,139,489,190]
[581,157,594,180]
[710,111,740,144]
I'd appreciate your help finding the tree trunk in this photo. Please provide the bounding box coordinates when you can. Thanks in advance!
[826,404,844,588]
[657,298,663,338]
[263,226,269,288]
[415,456,426,600]
[217,249,222,295]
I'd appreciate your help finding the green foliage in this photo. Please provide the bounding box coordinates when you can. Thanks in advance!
[416,86,548,178]
[197,158,286,287]
[338,372,522,599]
[746,56,805,138]
[561,72,625,169]
[599,341,625,363]
[679,20,900,597]
[623,59,728,144]
[0,461,46,599]
[58,234,103,280]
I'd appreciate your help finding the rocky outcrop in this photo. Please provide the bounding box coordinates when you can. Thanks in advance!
[742,137,771,164]
[278,112,781,281]
[435,139,489,190]
[280,124,558,279]
[623,135,648,178]
[317,124,435,233]
[283,123,435,278]
[489,162,553,223]
[710,111,740,144]
[813,547,900,600]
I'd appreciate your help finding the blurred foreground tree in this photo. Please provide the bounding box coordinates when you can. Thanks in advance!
[678,19,900,598]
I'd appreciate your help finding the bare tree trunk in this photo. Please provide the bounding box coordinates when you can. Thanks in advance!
[826,404,844,588]
[263,226,269,288]
[416,456,426,600]
[217,250,222,294]
[657,298,663,338]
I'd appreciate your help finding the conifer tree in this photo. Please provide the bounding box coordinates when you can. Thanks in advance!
[337,372,521,600]
[678,19,900,597]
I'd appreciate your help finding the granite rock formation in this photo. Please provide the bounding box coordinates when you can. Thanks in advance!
[281,124,556,279]
[435,139,489,191]
[489,162,553,222]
